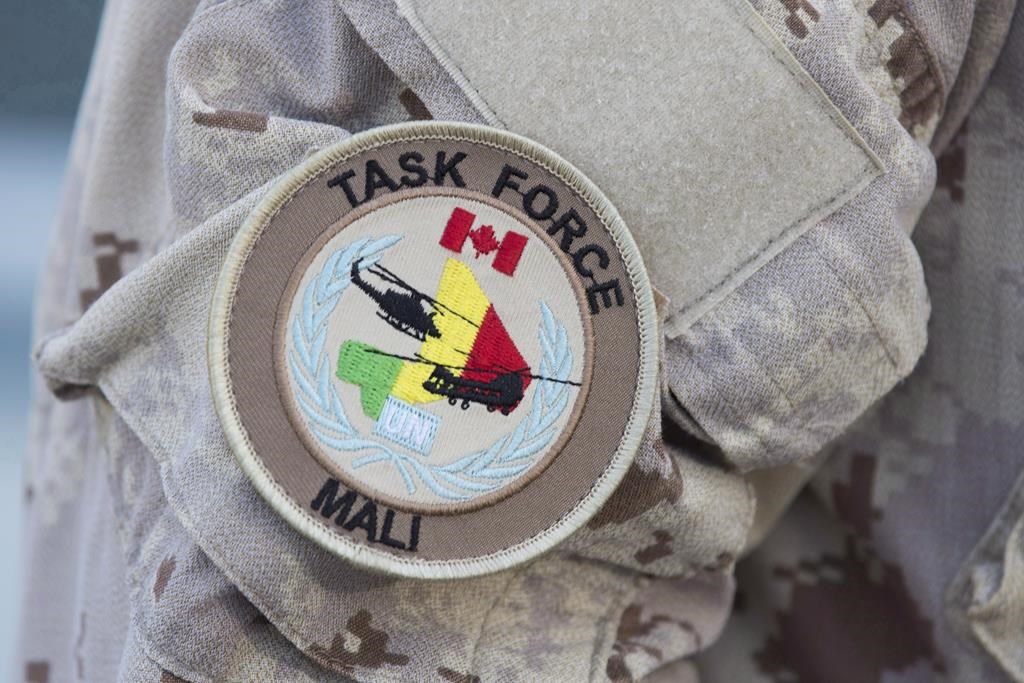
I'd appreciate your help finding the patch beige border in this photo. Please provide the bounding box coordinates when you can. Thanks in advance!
[208,122,659,579]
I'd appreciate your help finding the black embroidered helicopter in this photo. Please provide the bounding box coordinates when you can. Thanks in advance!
[352,258,581,415]
[364,348,582,416]
[422,365,525,415]
[350,258,441,341]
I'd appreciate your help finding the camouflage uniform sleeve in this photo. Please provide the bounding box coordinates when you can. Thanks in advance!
[664,0,944,472]
[19,0,1001,682]
[701,2,1024,682]
[662,0,967,550]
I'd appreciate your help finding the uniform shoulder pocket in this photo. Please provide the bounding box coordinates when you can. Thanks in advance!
[395,0,883,335]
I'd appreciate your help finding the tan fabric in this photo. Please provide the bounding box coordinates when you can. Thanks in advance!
[401,0,883,336]
[17,0,1024,681]
[951,475,1024,681]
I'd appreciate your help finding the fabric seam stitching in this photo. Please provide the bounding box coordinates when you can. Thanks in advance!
[807,232,900,371]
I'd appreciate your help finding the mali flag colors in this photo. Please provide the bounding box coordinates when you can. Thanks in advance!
[337,258,530,419]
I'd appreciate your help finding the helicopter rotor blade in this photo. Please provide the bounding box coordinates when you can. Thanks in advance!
[362,348,582,387]
[366,262,481,329]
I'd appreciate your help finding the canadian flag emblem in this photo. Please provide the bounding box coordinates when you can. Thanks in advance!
[439,207,527,277]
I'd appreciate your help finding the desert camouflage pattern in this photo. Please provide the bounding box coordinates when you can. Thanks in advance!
[16,0,1024,681]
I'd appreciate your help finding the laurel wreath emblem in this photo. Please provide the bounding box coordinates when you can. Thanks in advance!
[287,235,574,501]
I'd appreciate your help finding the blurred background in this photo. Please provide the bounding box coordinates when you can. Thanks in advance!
[0,1,105,672]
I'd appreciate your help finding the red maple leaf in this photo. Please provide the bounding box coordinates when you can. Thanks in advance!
[468,225,500,257]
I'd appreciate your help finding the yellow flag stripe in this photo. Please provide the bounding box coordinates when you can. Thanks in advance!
[391,259,490,404]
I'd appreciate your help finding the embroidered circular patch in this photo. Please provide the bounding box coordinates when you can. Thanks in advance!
[209,122,658,578]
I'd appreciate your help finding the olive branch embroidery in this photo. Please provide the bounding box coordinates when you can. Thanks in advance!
[289,236,574,501]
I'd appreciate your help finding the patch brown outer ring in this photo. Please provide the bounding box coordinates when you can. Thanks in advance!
[273,187,596,514]
[209,122,658,578]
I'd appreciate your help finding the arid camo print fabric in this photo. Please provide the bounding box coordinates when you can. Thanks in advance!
[17,0,1024,681]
